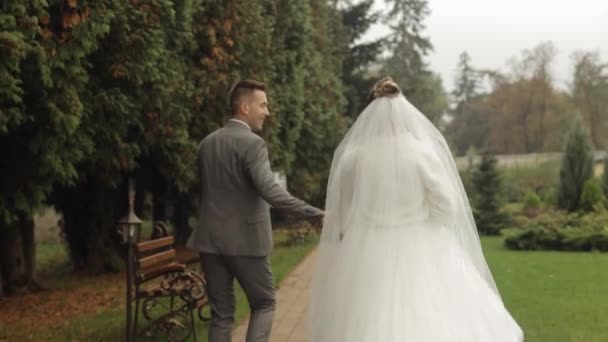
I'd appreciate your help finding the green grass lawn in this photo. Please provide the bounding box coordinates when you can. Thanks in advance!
[483,236,608,342]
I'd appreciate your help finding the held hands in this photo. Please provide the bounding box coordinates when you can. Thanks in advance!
[309,213,324,231]
[306,213,346,244]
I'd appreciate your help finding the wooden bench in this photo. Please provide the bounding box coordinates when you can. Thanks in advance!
[128,233,209,341]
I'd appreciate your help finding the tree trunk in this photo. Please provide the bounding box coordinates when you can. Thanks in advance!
[172,193,193,246]
[58,180,127,274]
[17,213,42,290]
[62,207,89,272]
[0,223,20,296]
[134,175,146,219]
[152,191,167,223]
[151,176,168,224]
[0,212,40,296]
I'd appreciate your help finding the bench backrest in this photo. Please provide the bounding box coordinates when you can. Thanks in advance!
[132,236,176,283]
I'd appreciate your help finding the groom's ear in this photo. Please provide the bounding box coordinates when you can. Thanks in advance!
[240,101,250,115]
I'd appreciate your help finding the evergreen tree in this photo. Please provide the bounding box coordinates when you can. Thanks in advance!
[0,0,350,283]
[382,0,448,124]
[472,149,508,235]
[447,52,488,155]
[557,117,594,212]
[289,0,348,206]
[51,0,198,273]
[265,0,313,174]
[189,0,274,141]
[0,0,117,291]
[341,0,384,118]
[452,51,481,106]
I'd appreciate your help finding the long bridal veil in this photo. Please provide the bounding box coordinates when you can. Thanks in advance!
[312,89,499,296]
[307,78,524,342]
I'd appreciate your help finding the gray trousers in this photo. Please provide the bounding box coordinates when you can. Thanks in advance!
[200,253,276,342]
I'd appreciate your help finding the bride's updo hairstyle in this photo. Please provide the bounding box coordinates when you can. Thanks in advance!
[366,76,401,105]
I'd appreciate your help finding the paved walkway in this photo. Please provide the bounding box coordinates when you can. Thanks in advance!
[232,250,317,342]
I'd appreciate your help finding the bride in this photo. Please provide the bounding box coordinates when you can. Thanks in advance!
[307,77,524,341]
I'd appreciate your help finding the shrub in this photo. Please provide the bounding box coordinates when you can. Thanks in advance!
[522,191,542,217]
[579,178,605,212]
[502,161,559,204]
[505,228,608,252]
[509,208,608,231]
[504,207,608,252]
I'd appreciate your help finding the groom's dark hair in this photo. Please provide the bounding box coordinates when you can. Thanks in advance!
[229,79,266,115]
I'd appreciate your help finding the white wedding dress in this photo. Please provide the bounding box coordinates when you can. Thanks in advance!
[307,92,524,342]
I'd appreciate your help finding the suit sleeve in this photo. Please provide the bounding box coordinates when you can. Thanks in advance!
[244,137,323,217]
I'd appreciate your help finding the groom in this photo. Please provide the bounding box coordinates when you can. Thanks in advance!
[187,79,324,342]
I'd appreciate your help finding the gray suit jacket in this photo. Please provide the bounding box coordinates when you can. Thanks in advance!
[187,120,323,256]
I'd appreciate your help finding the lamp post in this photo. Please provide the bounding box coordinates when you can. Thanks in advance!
[118,180,142,342]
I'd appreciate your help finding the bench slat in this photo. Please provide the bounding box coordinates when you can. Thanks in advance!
[135,236,174,255]
[137,262,186,283]
[137,249,175,270]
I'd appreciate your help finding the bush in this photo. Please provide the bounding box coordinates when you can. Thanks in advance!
[522,191,542,217]
[505,228,608,252]
[576,207,608,230]
[509,208,608,231]
[509,209,575,231]
[579,178,605,212]
[501,161,559,204]
[505,207,608,252]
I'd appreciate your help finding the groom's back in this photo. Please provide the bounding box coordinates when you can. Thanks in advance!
[191,123,272,256]
[198,124,270,219]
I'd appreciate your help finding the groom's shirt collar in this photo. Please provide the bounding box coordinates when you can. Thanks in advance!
[229,118,251,130]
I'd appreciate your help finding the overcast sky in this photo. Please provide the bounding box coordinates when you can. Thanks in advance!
[365,0,608,91]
